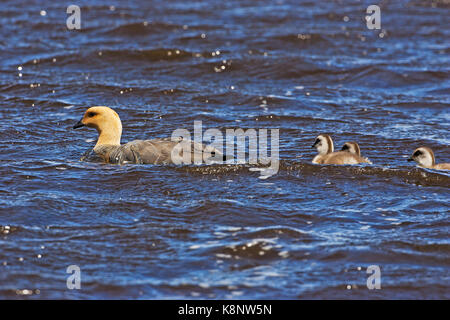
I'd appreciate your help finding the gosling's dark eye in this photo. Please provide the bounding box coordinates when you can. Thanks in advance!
[88,112,96,117]
[413,151,422,157]
[312,139,321,148]
[342,145,349,151]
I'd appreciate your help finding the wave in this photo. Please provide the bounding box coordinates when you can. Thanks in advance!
[18,48,234,70]
[102,21,217,36]
[174,160,450,187]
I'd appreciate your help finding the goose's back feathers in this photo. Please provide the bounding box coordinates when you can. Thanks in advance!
[93,137,221,165]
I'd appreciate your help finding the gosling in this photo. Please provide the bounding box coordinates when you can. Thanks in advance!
[408,147,450,170]
[312,134,371,165]
[341,141,371,164]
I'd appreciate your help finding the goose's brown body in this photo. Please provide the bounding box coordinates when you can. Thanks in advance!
[93,138,217,165]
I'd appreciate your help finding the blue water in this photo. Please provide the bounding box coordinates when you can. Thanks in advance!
[0,0,449,299]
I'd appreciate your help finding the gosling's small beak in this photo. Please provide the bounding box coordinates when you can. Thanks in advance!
[73,119,85,129]
[312,141,318,148]
[407,157,414,162]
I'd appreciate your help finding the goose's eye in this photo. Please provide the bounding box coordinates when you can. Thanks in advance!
[342,145,349,151]
[88,112,96,117]
[413,151,422,157]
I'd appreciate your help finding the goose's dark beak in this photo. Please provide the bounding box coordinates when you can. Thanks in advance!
[73,119,85,129]
[407,157,414,162]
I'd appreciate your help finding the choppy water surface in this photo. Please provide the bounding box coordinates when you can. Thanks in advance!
[0,0,449,299]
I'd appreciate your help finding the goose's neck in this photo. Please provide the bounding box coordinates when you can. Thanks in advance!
[95,122,122,147]
[323,136,334,154]
[327,143,334,154]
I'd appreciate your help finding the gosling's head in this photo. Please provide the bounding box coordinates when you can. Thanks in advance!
[341,142,361,156]
[408,147,435,168]
[73,106,122,146]
[312,134,334,155]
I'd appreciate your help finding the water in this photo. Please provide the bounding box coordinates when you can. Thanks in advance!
[0,0,449,299]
